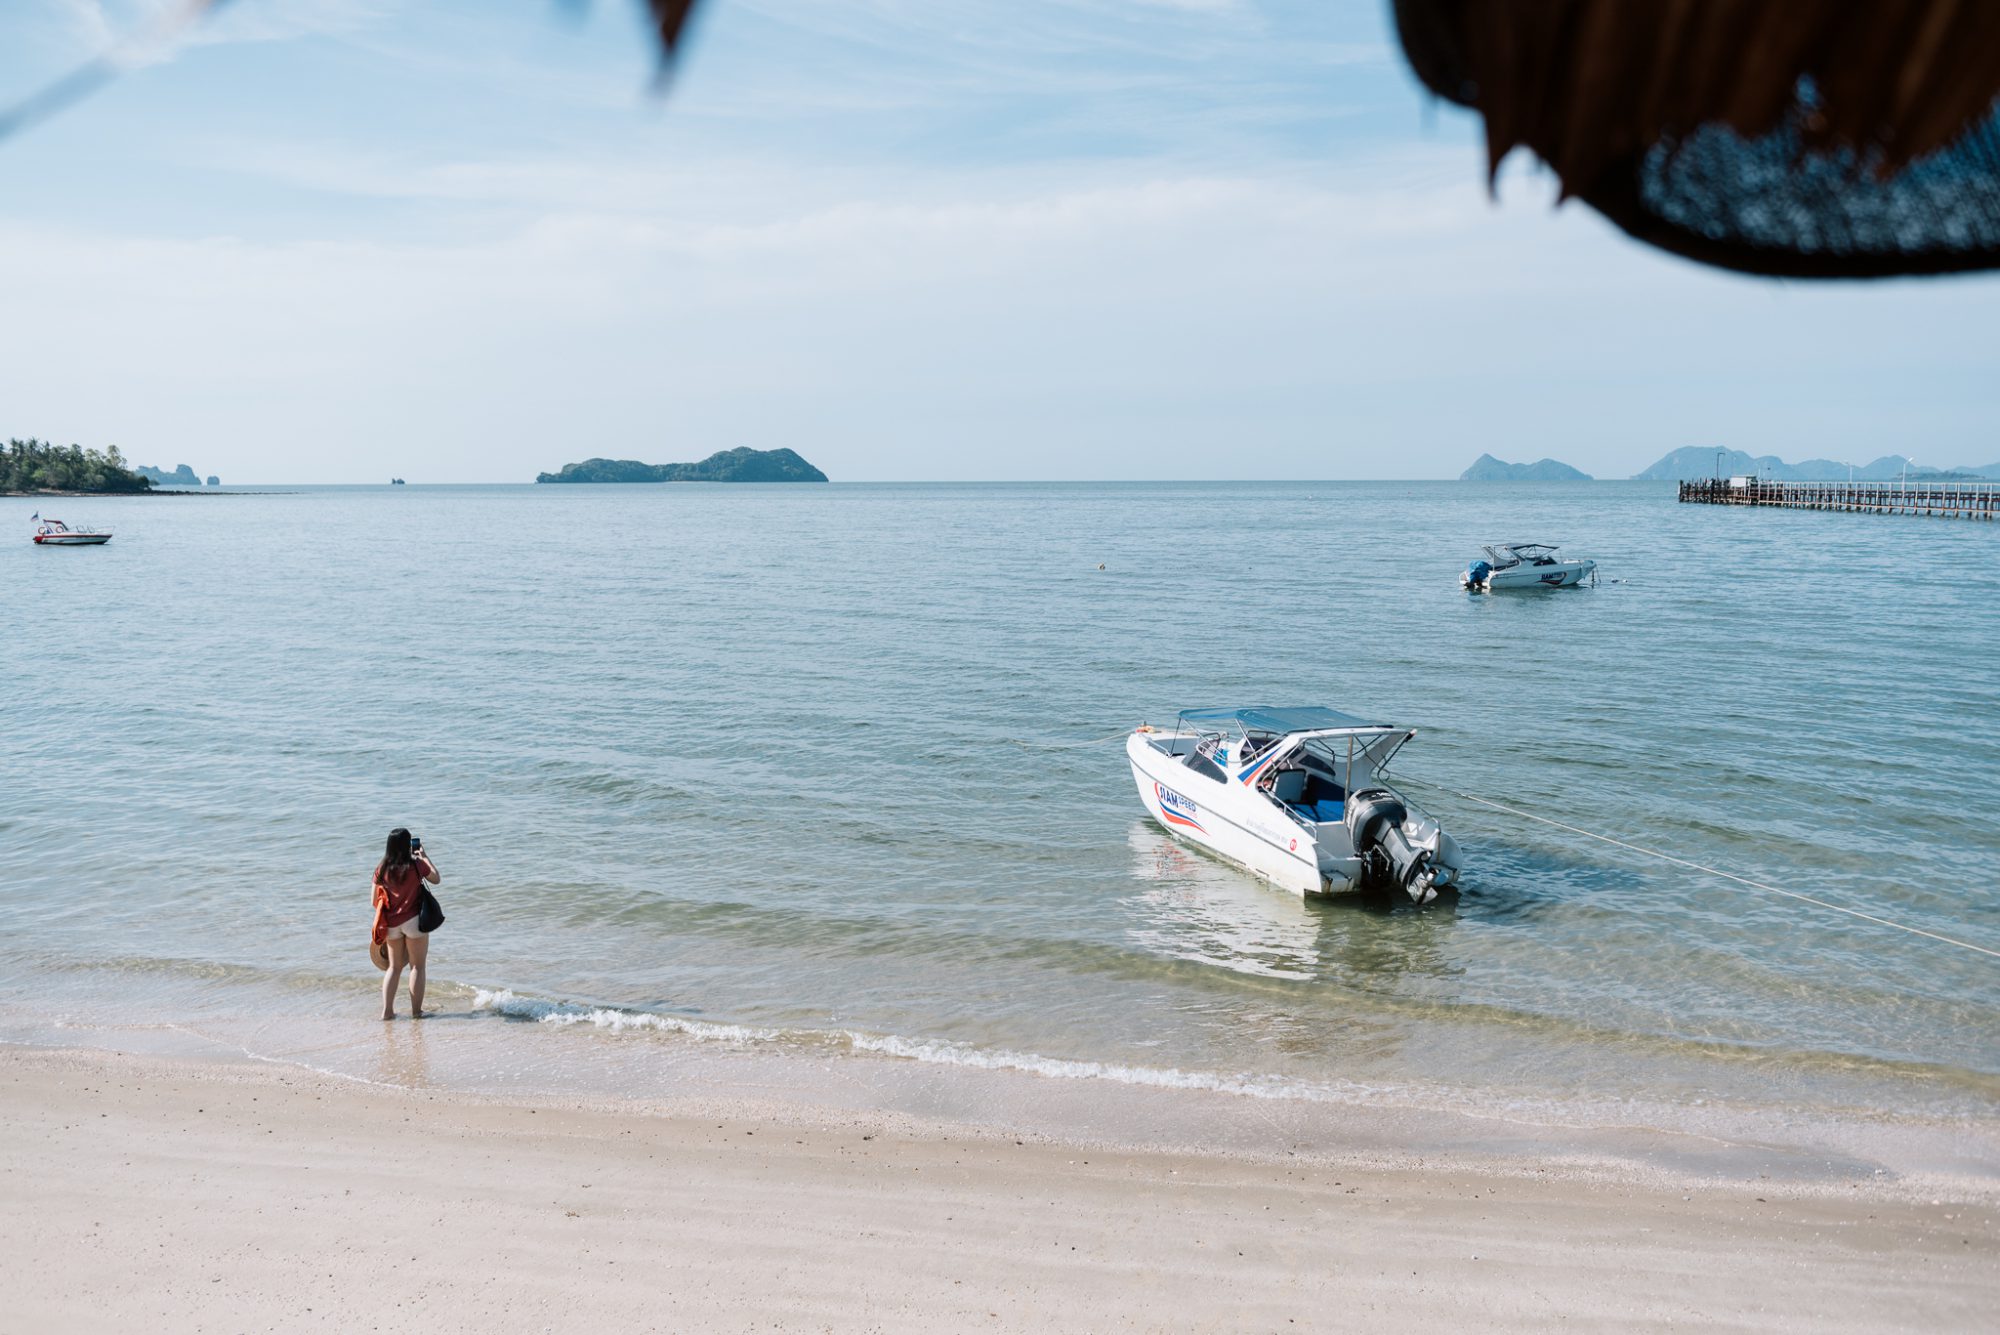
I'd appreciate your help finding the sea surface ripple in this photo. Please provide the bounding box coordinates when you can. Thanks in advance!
[3,481,1996,1165]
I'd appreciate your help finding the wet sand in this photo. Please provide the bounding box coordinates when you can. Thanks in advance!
[4,1043,1992,1333]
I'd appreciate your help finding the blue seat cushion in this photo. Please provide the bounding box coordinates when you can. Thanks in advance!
[1313,798,1345,823]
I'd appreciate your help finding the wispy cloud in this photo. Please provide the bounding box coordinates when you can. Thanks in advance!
[186,0,388,48]
[4,0,1992,484]
[2,0,390,140]
[17,144,1985,484]
[55,0,117,49]
[42,0,386,64]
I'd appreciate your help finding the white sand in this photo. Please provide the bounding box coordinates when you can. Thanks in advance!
[3,1044,1993,1332]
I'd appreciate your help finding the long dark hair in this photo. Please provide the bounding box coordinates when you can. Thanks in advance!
[377,827,415,884]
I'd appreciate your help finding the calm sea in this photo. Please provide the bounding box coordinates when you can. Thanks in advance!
[5,482,1997,1179]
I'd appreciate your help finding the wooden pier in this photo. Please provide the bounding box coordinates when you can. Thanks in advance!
[1679,477,2000,520]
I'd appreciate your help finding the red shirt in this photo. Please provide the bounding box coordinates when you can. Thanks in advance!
[373,859,430,931]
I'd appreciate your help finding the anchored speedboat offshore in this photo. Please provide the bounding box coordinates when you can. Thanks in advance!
[1128,707,1462,904]
[1462,542,1595,591]
[31,515,112,546]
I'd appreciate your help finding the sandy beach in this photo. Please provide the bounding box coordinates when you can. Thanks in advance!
[3,1043,1992,1333]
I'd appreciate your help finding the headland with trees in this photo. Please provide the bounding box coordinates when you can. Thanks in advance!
[2,438,155,494]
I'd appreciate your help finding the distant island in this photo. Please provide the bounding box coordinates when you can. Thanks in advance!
[137,463,220,487]
[537,448,828,484]
[1459,453,1592,482]
[1633,447,2000,482]
[2,437,153,494]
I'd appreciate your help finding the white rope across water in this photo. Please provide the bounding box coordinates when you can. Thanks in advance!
[1400,777,2000,962]
[1006,727,1143,750]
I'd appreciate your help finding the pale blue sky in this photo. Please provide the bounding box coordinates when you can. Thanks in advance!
[2,0,1994,482]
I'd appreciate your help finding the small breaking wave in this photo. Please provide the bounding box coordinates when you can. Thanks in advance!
[471,988,1380,1105]
[843,1031,1388,1103]
[473,989,788,1045]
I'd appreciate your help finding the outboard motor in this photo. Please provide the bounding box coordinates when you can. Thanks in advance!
[1346,789,1440,904]
[1463,560,1492,591]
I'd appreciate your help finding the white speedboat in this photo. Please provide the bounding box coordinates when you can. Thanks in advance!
[1462,543,1594,591]
[31,516,112,546]
[1128,706,1462,904]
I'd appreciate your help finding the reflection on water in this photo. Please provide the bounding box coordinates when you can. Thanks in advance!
[370,1016,435,1088]
[1306,890,1466,987]
[1125,823,1467,986]
[1125,825,1322,980]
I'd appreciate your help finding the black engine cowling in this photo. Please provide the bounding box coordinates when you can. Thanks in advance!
[1346,789,1438,904]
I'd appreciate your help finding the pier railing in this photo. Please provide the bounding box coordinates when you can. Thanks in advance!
[1678,478,1999,520]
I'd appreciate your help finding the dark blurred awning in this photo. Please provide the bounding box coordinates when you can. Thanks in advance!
[644,0,700,56]
[1392,0,2000,278]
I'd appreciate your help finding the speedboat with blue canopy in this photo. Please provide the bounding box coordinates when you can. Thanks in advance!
[1461,542,1595,591]
[1127,706,1462,904]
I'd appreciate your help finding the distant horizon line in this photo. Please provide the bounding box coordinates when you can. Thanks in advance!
[134,476,1672,488]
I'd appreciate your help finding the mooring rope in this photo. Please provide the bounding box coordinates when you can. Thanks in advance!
[1006,727,1143,750]
[1399,776,2000,962]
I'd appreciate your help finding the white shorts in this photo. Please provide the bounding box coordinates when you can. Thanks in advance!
[383,916,426,940]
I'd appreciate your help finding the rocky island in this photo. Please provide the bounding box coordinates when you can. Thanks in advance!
[1459,453,1592,481]
[537,448,827,484]
[137,463,219,487]
[1632,446,1999,481]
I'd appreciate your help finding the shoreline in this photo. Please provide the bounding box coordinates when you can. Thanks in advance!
[4,488,283,497]
[6,1042,1993,1332]
[12,969,1998,1202]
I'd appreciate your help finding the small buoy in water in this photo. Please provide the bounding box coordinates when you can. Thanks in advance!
[1097,563,1106,570]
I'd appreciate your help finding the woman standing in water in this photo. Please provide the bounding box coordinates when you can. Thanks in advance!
[372,827,441,1020]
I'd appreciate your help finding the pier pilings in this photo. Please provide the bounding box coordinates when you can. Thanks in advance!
[1677,478,1999,520]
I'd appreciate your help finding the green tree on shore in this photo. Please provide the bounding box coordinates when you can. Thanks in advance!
[1,438,153,493]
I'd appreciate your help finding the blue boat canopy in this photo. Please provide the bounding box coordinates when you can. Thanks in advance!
[1176,705,1391,735]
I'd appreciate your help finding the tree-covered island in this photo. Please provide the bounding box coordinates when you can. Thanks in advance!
[2,438,154,494]
[537,447,828,483]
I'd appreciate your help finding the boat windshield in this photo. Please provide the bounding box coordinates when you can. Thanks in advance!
[1302,729,1409,774]
[1484,542,1559,566]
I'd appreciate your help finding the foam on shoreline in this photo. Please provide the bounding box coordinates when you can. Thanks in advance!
[8,965,1995,1197]
[445,986,2000,1195]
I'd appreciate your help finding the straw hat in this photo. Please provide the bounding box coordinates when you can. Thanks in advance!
[370,938,390,971]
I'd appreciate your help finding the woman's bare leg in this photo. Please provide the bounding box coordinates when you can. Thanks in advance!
[381,937,409,1020]
[407,932,429,1017]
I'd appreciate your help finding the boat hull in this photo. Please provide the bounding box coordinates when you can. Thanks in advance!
[33,533,112,545]
[1128,733,1341,897]
[1466,559,1594,590]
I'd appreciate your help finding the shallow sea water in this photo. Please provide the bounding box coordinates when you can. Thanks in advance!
[4,482,1997,1181]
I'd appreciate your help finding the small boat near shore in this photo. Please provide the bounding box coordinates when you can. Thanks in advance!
[1128,706,1462,904]
[31,516,112,546]
[1462,542,1595,591]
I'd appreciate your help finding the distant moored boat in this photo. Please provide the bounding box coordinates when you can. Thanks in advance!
[31,515,112,546]
[1462,542,1596,591]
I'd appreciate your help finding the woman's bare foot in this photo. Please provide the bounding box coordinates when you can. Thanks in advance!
[381,1011,396,1021]
[411,1009,428,1020]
